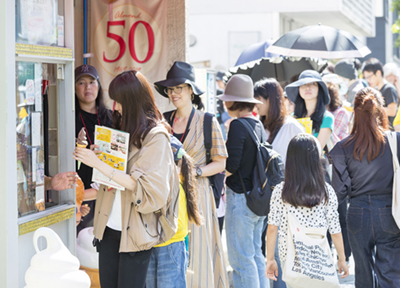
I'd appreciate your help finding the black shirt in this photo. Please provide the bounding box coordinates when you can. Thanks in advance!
[380,83,398,126]
[330,133,400,204]
[75,109,113,232]
[225,118,263,193]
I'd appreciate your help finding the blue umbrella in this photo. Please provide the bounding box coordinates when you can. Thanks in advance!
[235,40,279,66]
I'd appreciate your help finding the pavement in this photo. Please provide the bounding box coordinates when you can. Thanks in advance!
[219,223,355,288]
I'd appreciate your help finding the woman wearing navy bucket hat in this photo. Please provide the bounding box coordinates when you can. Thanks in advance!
[155,61,229,288]
[285,70,333,149]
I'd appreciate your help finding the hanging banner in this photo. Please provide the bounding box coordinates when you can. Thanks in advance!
[90,0,167,109]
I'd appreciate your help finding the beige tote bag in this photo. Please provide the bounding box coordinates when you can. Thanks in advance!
[282,205,340,288]
[386,132,400,229]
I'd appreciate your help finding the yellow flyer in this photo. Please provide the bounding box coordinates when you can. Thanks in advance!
[91,125,130,190]
[297,117,313,134]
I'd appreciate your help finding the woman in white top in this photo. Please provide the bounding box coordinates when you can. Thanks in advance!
[254,78,304,164]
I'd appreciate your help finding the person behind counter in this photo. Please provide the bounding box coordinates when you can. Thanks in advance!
[75,64,113,233]
[73,70,179,288]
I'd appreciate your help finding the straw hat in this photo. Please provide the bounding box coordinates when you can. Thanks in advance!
[217,74,262,104]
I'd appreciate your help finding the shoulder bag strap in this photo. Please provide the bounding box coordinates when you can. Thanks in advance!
[387,131,399,170]
[203,112,213,164]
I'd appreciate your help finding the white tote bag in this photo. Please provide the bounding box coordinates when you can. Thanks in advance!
[386,132,400,229]
[282,205,340,288]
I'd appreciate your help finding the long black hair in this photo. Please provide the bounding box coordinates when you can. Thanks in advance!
[254,78,286,143]
[294,84,326,133]
[178,154,203,226]
[282,134,328,208]
[75,82,112,125]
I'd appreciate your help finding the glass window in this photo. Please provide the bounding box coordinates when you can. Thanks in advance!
[15,0,61,46]
[16,62,63,217]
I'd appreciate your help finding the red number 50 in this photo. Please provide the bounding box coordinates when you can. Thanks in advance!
[103,20,155,64]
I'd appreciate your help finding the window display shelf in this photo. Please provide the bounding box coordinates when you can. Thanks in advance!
[16,43,72,59]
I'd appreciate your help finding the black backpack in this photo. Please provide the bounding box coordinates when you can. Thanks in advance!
[237,118,284,216]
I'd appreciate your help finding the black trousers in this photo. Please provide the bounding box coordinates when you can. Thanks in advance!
[98,227,153,288]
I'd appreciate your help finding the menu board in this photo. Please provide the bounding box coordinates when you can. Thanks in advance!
[92,126,130,190]
[16,0,58,46]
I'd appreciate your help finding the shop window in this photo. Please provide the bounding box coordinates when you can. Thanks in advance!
[15,0,65,47]
[16,61,62,217]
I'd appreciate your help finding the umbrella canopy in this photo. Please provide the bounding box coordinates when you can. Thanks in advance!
[265,24,371,59]
[224,56,328,84]
[235,40,278,66]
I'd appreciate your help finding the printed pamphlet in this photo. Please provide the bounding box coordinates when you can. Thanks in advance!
[92,125,130,190]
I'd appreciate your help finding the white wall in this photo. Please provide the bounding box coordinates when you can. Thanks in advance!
[0,0,18,287]
[188,12,279,70]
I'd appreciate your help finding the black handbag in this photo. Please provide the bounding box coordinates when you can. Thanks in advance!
[204,113,225,208]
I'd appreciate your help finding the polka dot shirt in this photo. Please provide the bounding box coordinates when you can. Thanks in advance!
[268,182,341,263]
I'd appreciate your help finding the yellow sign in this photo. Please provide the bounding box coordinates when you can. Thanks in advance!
[297,117,313,134]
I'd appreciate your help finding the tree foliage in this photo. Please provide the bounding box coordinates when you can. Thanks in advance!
[392,0,400,46]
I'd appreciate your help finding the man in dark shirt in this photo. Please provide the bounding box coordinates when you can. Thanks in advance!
[362,58,398,127]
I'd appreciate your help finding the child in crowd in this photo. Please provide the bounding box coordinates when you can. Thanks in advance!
[145,135,203,288]
[265,134,349,287]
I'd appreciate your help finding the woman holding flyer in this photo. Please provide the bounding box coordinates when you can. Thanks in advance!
[73,70,179,288]
[75,64,113,233]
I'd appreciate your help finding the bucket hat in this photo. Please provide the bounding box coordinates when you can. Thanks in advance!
[75,65,100,82]
[154,61,205,98]
[285,70,330,105]
[217,74,262,104]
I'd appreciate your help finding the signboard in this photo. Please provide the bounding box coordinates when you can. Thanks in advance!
[90,0,168,109]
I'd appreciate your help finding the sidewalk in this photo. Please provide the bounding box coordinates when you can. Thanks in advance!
[220,224,355,288]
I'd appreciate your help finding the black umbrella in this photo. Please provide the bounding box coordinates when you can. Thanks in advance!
[265,24,371,59]
[224,56,328,83]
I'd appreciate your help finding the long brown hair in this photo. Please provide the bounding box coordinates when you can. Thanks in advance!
[345,87,389,162]
[179,154,203,226]
[254,78,286,143]
[109,70,166,148]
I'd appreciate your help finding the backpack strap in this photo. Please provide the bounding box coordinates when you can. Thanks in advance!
[236,118,266,146]
[236,118,266,194]
[204,112,213,164]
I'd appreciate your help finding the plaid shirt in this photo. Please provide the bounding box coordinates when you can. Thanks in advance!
[332,107,349,140]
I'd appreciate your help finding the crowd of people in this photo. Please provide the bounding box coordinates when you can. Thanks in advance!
[67,56,400,288]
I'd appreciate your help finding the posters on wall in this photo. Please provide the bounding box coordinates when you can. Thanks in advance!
[90,0,168,110]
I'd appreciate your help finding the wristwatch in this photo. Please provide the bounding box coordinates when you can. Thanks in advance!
[196,166,203,177]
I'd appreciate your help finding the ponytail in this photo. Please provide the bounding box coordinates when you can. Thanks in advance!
[346,87,389,162]
[180,154,203,226]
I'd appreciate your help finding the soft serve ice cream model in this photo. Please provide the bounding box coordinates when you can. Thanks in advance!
[77,227,100,287]
[24,227,90,288]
